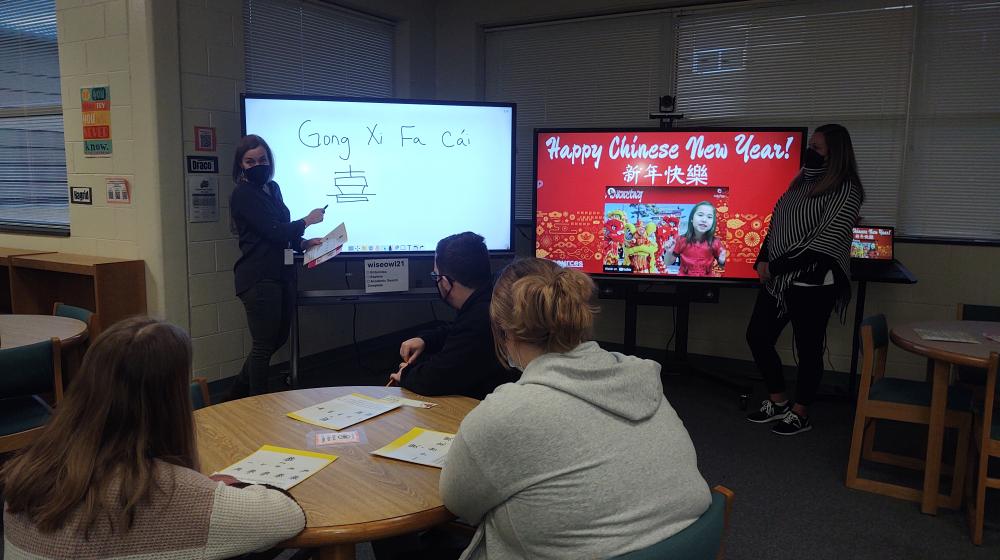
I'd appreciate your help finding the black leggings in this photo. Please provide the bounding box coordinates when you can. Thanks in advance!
[229,279,295,398]
[746,285,836,407]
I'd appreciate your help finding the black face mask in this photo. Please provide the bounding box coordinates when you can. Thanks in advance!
[244,164,272,185]
[437,278,453,306]
[803,148,826,169]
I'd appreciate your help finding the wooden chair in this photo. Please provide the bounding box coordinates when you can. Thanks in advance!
[846,314,972,509]
[611,485,734,560]
[190,377,211,410]
[52,301,101,342]
[0,338,63,454]
[966,352,1000,545]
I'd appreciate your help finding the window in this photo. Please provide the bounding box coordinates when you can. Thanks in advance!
[484,13,670,223]
[673,0,914,227]
[898,0,1000,240]
[486,0,998,242]
[243,0,394,97]
[0,0,68,234]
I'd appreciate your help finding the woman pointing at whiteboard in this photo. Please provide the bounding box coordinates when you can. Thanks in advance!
[228,134,325,398]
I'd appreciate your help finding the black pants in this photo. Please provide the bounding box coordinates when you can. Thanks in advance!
[746,285,836,407]
[229,279,295,399]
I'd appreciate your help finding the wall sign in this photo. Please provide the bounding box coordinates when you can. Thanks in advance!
[187,155,219,174]
[69,186,92,205]
[187,175,219,223]
[194,126,217,152]
[364,258,410,293]
[106,177,131,204]
[81,86,112,157]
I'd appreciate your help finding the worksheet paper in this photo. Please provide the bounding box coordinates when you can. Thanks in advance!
[913,328,981,344]
[371,427,455,468]
[213,445,337,490]
[304,222,348,268]
[287,393,401,430]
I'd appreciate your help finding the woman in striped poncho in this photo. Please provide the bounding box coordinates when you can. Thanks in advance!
[745,124,864,436]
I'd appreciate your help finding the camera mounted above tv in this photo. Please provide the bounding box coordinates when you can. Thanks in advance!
[649,95,685,129]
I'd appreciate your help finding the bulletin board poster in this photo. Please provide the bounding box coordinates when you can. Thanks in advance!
[81,86,112,157]
[534,129,805,281]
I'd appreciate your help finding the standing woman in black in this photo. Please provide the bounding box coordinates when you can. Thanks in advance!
[228,134,325,398]
[745,124,864,435]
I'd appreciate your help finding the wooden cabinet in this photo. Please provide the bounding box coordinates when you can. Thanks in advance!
[0,248,54,314]
[8,253,146,331]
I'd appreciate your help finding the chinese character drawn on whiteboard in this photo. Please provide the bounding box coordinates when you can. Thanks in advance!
[332,166,376,203]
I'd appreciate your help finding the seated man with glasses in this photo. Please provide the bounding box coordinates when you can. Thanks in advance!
[387,232,518,399]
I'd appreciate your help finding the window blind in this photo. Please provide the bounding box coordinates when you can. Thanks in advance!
[673,0,914,226]
[243,0,394,97]
[0,0,68,234]
[484,13,670,222]
[898,0,1000,240]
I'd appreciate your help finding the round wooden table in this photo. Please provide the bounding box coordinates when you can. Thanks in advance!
[890,320,1000,515]
[0,314,88,350]
[195,386,478,560]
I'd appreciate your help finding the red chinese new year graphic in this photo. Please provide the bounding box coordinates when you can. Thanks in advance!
[534,129,804,281]
[851,227,894,260]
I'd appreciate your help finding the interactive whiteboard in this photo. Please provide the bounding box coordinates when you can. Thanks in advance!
[242,95,515,254]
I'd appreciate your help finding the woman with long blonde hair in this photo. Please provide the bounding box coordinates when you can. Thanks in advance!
[2,317,304,559]
[440,258,710,559]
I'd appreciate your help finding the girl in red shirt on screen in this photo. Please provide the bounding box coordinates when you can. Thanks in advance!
[664,201,727,276]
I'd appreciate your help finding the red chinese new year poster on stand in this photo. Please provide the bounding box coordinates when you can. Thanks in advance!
[534,128,805,281]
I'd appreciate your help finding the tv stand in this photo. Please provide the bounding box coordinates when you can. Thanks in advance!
[599,281,754,408]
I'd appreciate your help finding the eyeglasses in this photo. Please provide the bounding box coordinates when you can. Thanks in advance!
[429,271,449,284]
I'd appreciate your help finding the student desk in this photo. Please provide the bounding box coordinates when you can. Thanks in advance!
[0,314,87,350]
[890,321,1000,515]
[194,386,477,560]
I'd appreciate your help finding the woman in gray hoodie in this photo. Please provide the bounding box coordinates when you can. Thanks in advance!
[440,258,711,560]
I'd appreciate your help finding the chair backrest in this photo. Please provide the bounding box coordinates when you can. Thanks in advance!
[955,304,1000,385]
[958,303,1000,323]
[53,302,93,323]
[861,314,888,350]
[53,302,99,340]
[190,377,211,410]
[981,353,999,446]
[0,339,61,400]
[611,485,733,560]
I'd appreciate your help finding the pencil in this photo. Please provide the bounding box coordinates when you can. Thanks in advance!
[385,378,397,387]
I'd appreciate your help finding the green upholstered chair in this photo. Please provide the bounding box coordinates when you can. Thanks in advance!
[966,352,1000,545]
[0,338,63,453]
[846,314,972,509]
[611,485,734,560]
[955,304,1000,387]
[53,301,100,341]
[190,377,211,410]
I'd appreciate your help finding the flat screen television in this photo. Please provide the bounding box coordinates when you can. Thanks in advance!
[242,94,515,255]
[533,128,806,282]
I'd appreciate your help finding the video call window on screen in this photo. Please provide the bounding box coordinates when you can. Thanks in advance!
[534,128,806,282]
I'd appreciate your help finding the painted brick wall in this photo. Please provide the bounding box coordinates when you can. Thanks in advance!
[0,0,136,258]
[178,0,247,382]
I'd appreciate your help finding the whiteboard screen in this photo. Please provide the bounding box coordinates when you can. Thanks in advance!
[242,96,515,253]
